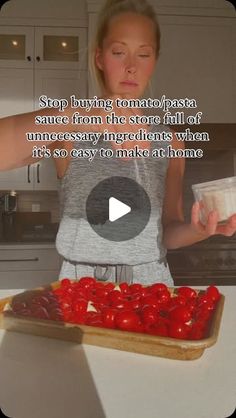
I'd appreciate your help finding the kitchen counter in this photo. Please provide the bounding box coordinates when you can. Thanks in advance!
[0,286,235,418]
[0,241,56,249]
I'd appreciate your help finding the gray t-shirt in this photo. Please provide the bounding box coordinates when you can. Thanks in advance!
[56,124,174,285]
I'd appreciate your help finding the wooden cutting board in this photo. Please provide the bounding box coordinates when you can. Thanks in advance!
[0,282,225,360]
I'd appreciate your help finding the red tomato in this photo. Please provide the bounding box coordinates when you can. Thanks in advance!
[141,295,159,309]
[195,308,212,321]
[108,290,124,304]
[111,299,131,310]
[168,321,190,339]
[119,282,130,295]
[86,312,103,327]
[115,310,141,332]
[129,297,142,311]
[169,306,192,323]
[102,308,118,329]
[149,283,168,294]
[139,287,150,298]
[177,287,197,299]
[156,290,171,304]
[77,277,96,289]
[205,286,220,302]
[188,324,205,340]
[129,283,143,294]
[197,295,215,311]
[104,282,115,292]
[73,299,88,314]
[95,287,109,299]
[186,299,197,313]
[145,320,168,337]
[141,306,159,325]
[61,278,71,287]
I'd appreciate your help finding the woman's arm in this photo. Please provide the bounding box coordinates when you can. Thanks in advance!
[162,134,236,249]
[0,107,73,171]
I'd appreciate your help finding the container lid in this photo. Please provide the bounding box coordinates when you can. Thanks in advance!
[192,176,236,191]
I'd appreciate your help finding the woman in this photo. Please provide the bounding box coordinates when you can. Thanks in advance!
[0,0,235,285]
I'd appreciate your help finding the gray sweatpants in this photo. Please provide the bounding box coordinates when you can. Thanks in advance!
[58,258,174,286]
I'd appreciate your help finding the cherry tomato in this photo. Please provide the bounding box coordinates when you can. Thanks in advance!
[111,299,131,310]
[168,321,190,339]
[177,287,197,299]
[115,310,141,332]
[141,306,159,325]
[205,286,220,302]
[129,283,143,294]
[102,308,118,329]
[197,295,215,311]
[141,295,159,309]
[149,283,168,294]
[145,320,168,337]
[129,297,142,311]
[104,282,115,292]
[86,312,103,327]
[108,290,124,304]
[61,278,71,287]
[119,282,130,295]
[73,299,88,314]
[156,290,171,304]
[77,277,96,289]
[188,323,205,340]
[169,306,192,323]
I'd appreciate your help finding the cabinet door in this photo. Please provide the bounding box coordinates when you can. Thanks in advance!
[31,160,59,191]
[34,69,87,104]
[0,68,33,117]
[0,67,34,190]
[152,16,236,123]
[34,27,87,70]
[0,165,32,190]
[0,26,34,69]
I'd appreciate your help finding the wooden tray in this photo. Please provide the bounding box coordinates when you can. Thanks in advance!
[0,281,225,360]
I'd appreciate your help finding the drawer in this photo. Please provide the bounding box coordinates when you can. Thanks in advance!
[0,270,60,289]
[0,249,60,271]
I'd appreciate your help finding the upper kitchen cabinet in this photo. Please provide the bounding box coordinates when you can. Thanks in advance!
[152,14,235,123]
[0,0,88,191]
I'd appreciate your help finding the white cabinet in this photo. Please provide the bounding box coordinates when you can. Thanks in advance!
[0,245,62,289]
[0,24,87,190]
[151,15,236,123]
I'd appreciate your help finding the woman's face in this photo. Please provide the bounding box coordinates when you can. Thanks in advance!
[95,12,157,99]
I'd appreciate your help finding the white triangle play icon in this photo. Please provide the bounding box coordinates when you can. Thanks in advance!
[109,197,131,222]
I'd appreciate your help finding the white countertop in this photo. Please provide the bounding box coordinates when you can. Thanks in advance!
[0,286,235,418]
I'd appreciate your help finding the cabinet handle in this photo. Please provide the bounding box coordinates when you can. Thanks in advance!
[0,258,39,262]
[27,56,32,61]
[27,165,31,183]
[36,56,41,62]
[37,163,40,183]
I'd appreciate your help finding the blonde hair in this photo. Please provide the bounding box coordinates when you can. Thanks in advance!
[89,0,161,95]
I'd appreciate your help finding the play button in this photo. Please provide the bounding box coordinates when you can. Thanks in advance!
[109,197,131,222]
[86,176,151,242]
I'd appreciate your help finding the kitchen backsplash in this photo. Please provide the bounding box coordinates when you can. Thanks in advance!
[0,191,60,223]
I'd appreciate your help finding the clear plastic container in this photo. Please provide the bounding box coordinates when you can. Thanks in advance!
[192,176,236,224]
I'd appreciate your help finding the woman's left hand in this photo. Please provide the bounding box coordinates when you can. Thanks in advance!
[191,201,236,237]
